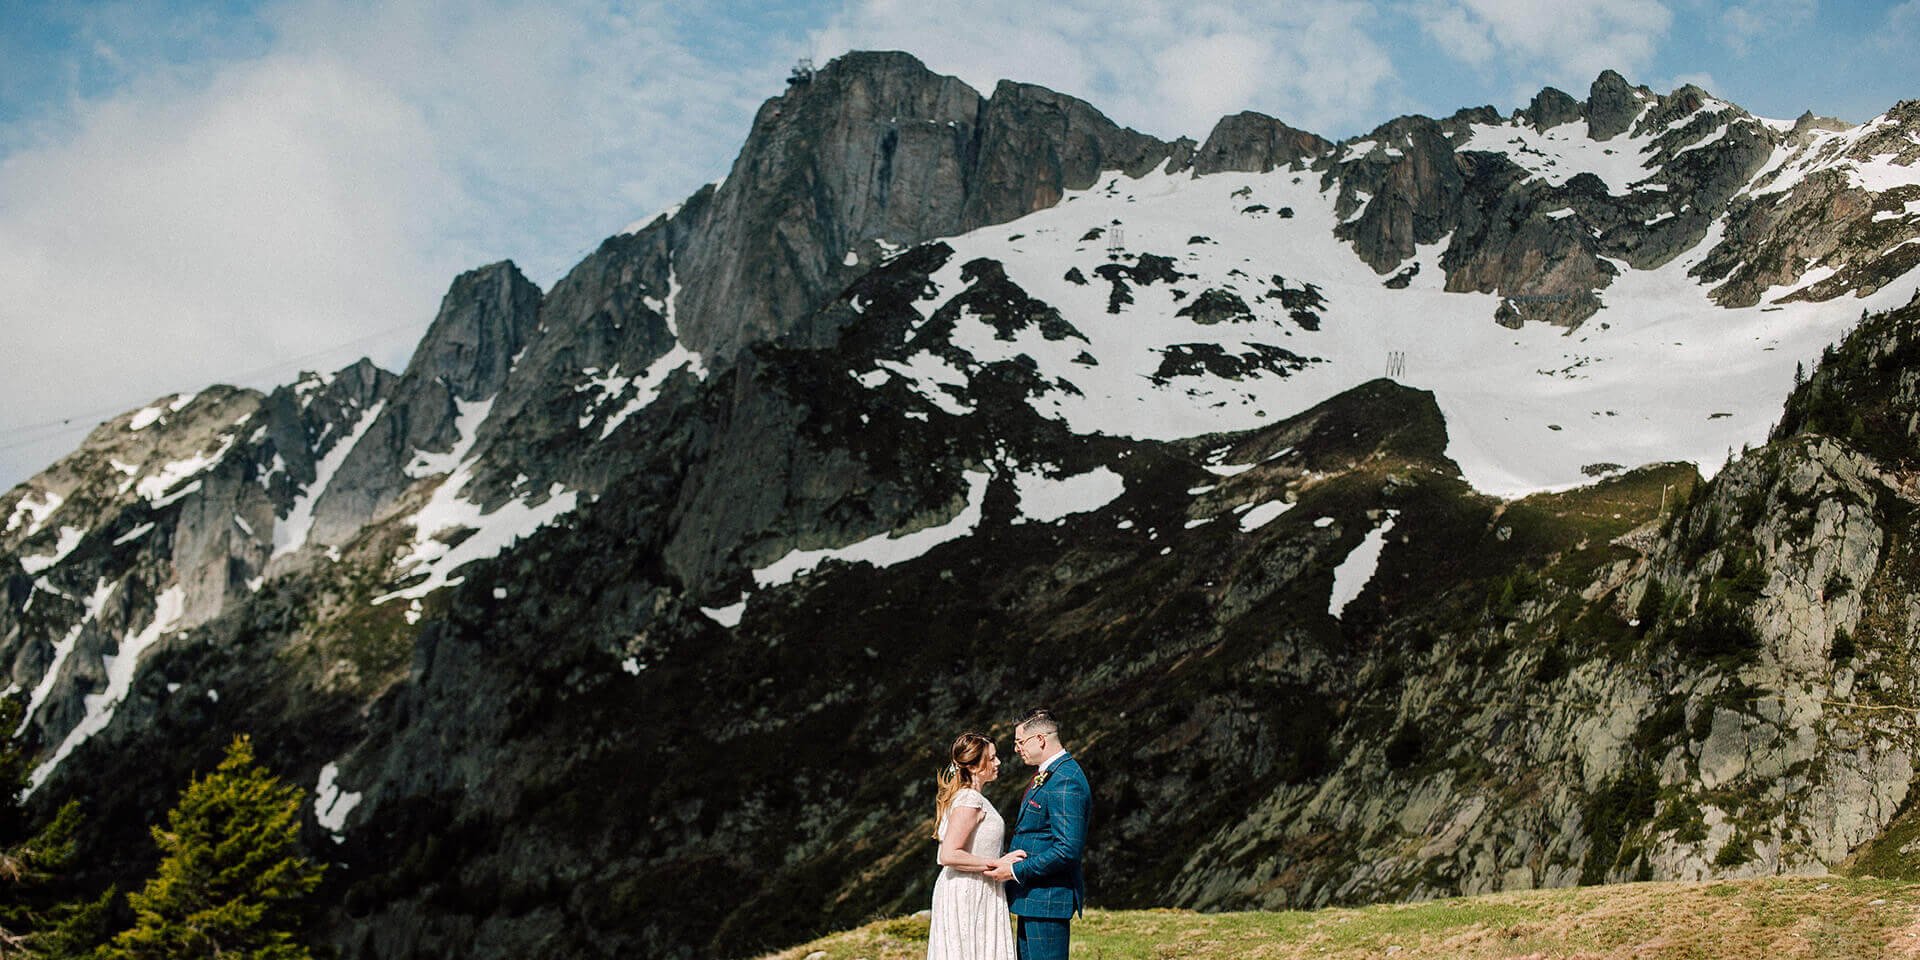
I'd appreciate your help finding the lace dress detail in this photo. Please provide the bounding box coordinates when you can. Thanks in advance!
[927,788,1015,960]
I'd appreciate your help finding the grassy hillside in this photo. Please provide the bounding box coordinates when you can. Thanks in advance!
[757,876,1919,959]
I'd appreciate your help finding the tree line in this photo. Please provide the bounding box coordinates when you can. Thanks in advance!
[1,696,323,958]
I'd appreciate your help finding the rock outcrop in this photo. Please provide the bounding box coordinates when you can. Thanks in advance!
[1188,111,1332,175]
[660,52,1186,360]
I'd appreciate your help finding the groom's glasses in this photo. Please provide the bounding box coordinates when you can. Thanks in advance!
[1015,732,1046,747]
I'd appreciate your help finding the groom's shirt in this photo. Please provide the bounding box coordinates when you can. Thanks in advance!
[1019,751,1066,808]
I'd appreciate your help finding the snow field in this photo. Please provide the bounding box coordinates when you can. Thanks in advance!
[865,118,1920,497]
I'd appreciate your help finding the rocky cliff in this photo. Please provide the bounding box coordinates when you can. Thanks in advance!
[3,51,1920,960]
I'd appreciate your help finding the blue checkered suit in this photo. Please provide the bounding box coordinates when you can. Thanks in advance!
[1005,754,1089,959]
[1005,753,1089,957]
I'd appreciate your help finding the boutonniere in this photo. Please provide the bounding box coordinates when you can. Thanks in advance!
[1032,770,1051,788]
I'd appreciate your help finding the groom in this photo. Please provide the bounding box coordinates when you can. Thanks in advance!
[986,708,1089,960]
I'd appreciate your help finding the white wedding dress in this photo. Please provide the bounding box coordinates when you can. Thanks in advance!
[927,787,1016,960]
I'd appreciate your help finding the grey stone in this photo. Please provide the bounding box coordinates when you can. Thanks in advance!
[1584,70,1647,141]
[1188,112,1332,175]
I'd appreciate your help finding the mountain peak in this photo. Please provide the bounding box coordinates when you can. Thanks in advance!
[1586,69,1652,140]
[1190,111,1331,175]
[401,260,542,402]
[658,51,1178,360]
[1517,86,1583,131]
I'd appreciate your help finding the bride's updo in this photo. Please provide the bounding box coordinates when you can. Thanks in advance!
[932,732,993,836]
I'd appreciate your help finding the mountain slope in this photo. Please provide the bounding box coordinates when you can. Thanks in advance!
[2,51,1920,960]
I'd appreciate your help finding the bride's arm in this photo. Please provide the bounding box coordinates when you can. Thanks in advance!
[936,806,1025,872]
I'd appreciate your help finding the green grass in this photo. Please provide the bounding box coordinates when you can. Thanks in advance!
[757,876,1920,960]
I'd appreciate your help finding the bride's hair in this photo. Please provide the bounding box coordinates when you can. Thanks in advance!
[932,732,994,837]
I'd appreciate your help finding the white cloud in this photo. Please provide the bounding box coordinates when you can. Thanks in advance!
[1414,0,1673,101]
[0,54,469,485]
[806,0,1399,140]
[1418,6,1499,66]
[1883,0,1920,48]
[1721,0,1816,55]
[0,0,778,488]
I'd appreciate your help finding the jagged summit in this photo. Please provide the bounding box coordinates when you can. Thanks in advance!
[657,50,1187,359]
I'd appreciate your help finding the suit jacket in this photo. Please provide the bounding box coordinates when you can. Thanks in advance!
[1005,753,1090,918]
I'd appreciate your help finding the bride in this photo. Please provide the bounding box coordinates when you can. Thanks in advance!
[928,732,1025,960]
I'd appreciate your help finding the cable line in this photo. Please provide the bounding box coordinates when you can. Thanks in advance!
[0,319,427,448]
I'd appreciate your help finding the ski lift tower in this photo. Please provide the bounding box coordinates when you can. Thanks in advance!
[787,58,815,86]
[1106,221,1125,259]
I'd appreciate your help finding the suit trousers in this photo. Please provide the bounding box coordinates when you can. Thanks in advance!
[1015,916,1070,960]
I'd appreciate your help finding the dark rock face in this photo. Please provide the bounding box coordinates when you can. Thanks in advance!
[1328,116,1468,275]
[1175,288,1257,324]
[1585,69,1649,141]
[1517,86,1583,131]
[308,261,541,546]
[964,81,1178,223]
[400,262,543,401]
[1440,162,1618,328]
[665,52,1182,361]
[1188,111,1332,175]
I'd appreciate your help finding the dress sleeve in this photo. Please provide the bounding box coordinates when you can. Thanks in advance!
[953,788,989,810]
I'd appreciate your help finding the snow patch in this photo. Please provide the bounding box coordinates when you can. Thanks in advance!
[701,598,748,627]
[1205,463,1257,477]
[1239,500,1294,531]
[753,471,991,588]
[20,526,86,574]
[274,401,386,559]
[875,351,975,415]
[404,397,491,480]
[581,344,708,441]
[6,489,63,537]
[29,584,185,792]
[112,523,156,546]
[1457,118,1655,193]
[136,434,236,503]
[1012,466,1125,523]
[18,579,114,736]
[1329,511,1398,618]
[1851,153,1920,193]
[376,482,580,603]
[313,761,363,841]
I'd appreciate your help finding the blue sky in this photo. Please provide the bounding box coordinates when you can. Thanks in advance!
[1,0,1917,488]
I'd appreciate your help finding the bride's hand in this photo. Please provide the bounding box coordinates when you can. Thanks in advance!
[1003,849,1027,863]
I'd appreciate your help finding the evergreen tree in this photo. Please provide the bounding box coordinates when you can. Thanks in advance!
[103,736,323,960]
[0,694,88,958]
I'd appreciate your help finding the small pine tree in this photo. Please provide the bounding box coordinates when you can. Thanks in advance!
[103,736,323,960]
[0,694,89,958]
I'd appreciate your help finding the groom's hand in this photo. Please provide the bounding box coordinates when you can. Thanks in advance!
[985,858,1017,882]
